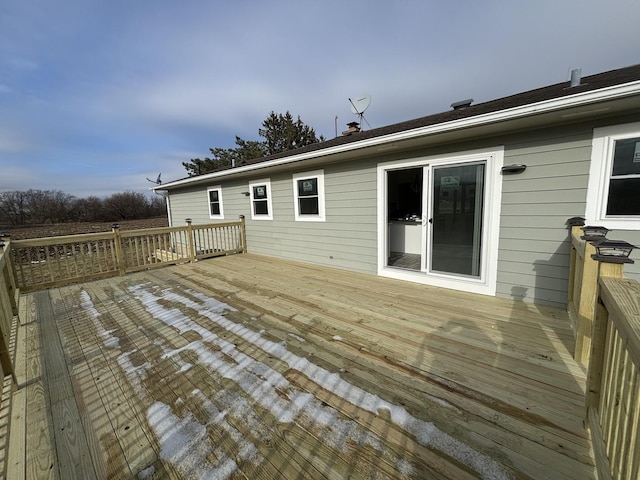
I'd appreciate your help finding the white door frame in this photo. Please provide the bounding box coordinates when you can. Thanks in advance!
[376,147,504,296]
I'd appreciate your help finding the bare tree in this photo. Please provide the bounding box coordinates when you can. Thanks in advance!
[102,191,149,220]
[0,191,29,225]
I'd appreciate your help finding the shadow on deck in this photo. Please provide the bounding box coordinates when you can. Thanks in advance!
[5,253,595,479]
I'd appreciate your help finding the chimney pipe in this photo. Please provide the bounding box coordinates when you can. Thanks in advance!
[570,68,582,87]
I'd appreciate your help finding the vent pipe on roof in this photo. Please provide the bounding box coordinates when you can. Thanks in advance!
[450,98,473,110]
[570,68,582,87]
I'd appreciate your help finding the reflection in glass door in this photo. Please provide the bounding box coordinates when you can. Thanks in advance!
[429,163,485,277]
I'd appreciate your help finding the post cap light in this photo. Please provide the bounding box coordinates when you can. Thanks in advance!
[111,223,120,229]
[581,225,609,242]
[566,217,585,227]
[591,240,637,264]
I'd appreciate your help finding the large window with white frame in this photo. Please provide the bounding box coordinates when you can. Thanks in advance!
[586,122,640,229]
[207,186,224,219]
[293,170,325,221]
[249,179,273,220]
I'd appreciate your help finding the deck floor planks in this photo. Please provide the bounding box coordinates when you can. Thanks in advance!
[228,301,595,471]
[173,262,586,434]
[5,253,599,479]
[115,275,430,480]
[35,290,97,480]
[146,264,588,475]
[69,282,182,479]
[160,263,596,478]
[49,287,131,478]
[21,293,57,479]
[116,272,444,479]
[168,256,595,472]
[84,277,330,480]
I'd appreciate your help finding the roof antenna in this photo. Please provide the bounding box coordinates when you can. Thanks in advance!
[348,94,371,131]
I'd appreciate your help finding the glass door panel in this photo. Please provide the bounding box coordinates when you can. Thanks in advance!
[386,168,423,270]
[429,163,485,277]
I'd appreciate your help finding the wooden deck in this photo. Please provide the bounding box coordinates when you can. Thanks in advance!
[3,253,596,479]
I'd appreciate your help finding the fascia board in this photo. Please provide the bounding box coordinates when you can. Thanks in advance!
[156,80,640,191]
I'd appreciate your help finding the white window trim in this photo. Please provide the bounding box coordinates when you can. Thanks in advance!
[206,186,224,219]
[249,178,273,220]
[586,122,640,230]
[376,147,504,296]
[292,169,325,222]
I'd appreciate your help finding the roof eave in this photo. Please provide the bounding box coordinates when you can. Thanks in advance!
[155,79,640,191]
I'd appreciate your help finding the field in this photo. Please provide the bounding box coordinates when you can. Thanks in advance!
[0,217,169,240]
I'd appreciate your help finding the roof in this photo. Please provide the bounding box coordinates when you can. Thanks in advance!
[158,64,640,190]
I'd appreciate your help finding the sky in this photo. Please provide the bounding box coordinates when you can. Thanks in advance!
[1,1,639,199]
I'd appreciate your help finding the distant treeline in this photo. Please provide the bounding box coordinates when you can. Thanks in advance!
[0,189,166,226]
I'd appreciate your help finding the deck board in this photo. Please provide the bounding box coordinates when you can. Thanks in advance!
[5,253,596,479]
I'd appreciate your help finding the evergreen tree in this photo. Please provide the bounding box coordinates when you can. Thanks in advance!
[183,112,322,176]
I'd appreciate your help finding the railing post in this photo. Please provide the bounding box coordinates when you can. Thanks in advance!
[186,219,196,263]
[574,240,600,366]
[239,215,247,254]
[566,221,584,308]
[111,224,126,276]
[584,248,628,417]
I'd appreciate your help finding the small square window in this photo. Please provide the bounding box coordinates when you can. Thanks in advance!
[207,187,224,219]
[249,179,273,220]
[293,170,325,221]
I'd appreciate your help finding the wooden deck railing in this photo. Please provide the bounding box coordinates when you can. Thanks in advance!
[586,277,640,480]
[9,217,246,292]
[0,235,18,385]
[568,222,640,479]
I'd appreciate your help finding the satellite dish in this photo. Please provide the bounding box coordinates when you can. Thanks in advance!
[349,94,371,114]
[348,94,372,131]
[146,172,162,185]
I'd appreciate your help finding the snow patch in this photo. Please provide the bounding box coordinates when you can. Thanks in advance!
[80,290,120,348]
[137,465,155,479]
[147,401,239,479]
[287,332,305,342]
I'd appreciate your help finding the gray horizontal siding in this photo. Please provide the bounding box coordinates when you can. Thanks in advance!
[604,230,640,282]
[166,117,640,307]
[496,126,592,306]
[242,159,379,274]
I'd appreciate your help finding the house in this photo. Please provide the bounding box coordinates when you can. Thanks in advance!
[155,64,640,308]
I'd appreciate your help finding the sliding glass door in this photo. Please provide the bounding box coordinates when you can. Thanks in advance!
[386,161,486,279]
[379,148,502,295]
[429,163,485,277]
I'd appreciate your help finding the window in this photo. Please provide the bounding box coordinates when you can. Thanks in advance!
[249,179,273,220]
[293,170,325,221]
[207,186,224,219]
[586,123,640,229]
